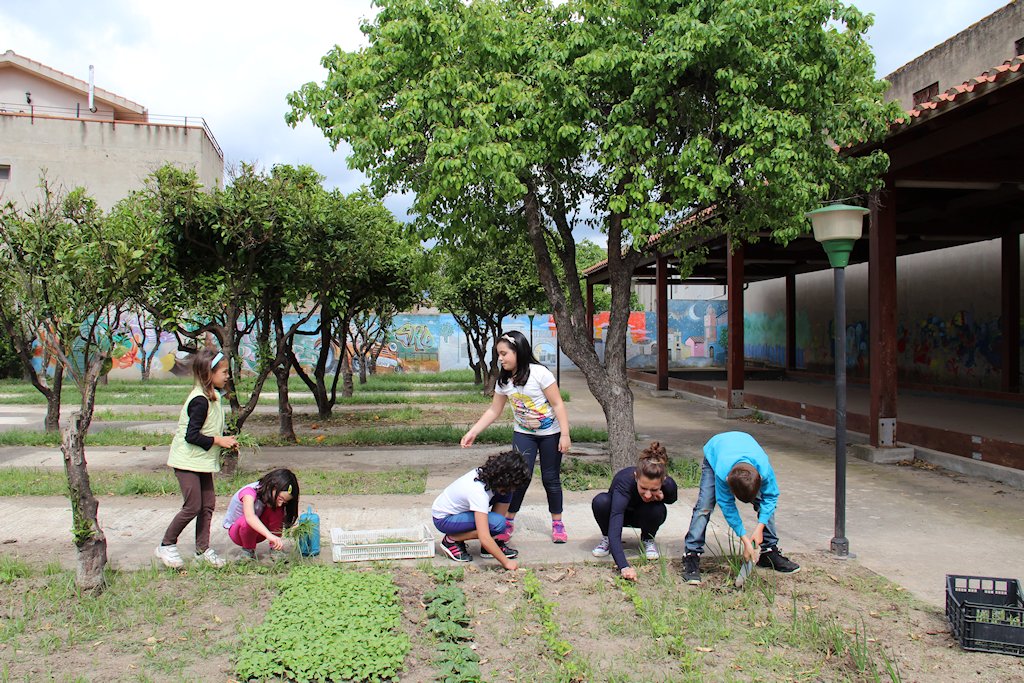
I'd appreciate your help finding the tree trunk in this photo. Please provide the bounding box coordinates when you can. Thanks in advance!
[273,306,297,443]
[520,186,640,469]
[61,411,107,594]
[45,393,61,432]
[342,350,355,398]
[358,350,368,384]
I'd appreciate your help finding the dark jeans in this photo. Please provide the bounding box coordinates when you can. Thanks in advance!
[161,469,216,552]
[508,431,563,515]
[591,491,667,541]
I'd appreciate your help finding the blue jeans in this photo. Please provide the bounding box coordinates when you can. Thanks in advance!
[508,432,563,515]
[684,457,778,555]
[433,511,507,536]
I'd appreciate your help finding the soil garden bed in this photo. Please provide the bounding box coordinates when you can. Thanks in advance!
[2,553,1022,681]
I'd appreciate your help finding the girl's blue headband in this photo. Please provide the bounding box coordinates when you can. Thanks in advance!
[211,352,224,367]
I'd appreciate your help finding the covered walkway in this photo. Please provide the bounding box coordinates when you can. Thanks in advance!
[629,370,1024,483]
[586,55,1024,472]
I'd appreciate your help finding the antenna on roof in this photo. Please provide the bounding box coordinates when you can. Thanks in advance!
[88,65,97,113]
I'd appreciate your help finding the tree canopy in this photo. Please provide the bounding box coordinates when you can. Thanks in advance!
[287,0,899,464]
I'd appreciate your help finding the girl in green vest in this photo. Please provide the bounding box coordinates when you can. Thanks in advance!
[155,348,237,569]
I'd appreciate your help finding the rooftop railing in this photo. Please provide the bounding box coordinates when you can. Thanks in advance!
[0,102,224,160]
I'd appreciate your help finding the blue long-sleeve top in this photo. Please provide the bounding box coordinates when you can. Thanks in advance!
[606,466,678,570]
[704,431,779,538]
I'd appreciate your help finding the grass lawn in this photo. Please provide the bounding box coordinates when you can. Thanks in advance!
[0,467,427,497]
[0,424,607,447]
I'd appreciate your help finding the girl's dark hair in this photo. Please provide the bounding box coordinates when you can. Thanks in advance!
[475,450,531,493]
[256,468,300,528]
[496,329,542,387]
[637,441,669,480]
[191,348,226,401]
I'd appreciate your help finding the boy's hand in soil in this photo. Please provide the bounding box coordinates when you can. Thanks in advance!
[620,567,637,581]
[503,560,518,571]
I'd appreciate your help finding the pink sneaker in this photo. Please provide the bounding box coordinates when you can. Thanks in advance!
[551,520,567,544]
[493,518,514,543]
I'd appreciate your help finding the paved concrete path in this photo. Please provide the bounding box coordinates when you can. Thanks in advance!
[1,372,1022,609]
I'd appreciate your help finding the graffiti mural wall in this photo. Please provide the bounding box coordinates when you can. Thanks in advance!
[67,301,725,380]
[743,307,1013,389]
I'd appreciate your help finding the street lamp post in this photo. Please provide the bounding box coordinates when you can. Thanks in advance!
[806,204,869,559]
[526,308,536,348]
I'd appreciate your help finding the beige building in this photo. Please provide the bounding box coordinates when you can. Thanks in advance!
[0,50,223,210]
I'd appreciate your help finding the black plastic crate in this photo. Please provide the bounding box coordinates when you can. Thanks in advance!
[946,575,1024,657]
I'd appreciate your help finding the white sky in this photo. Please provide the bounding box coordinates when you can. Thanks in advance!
[0,0,1013,222]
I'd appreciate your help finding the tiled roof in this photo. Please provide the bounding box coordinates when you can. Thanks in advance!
[582,205,718,276]
[0,50,147,114]
[894,54,1023,127]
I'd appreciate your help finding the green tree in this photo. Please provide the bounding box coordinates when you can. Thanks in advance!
[136,164,293,440]
[288,0,896,467]
[0,181,68,432]
[0,182,160,592]
[429,222,546,393]
[289,189,420,415]
[263,164,328,442]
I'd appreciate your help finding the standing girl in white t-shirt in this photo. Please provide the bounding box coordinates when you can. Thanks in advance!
[460,330,572,543]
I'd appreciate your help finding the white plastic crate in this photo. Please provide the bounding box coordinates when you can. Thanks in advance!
[330,525,436,563]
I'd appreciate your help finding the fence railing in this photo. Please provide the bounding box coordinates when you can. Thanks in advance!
[0,102,224,160]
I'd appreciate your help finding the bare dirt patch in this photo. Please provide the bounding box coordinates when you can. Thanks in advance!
[396,555,1024,682]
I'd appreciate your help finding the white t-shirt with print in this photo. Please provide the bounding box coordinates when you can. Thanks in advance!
[494,363,561,437]
[432,469,494,519]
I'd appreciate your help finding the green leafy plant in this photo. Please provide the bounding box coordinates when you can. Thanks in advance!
[234,566,409,682]
[422,568,481,683]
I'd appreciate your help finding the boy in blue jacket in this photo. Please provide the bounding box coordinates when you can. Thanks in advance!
[682,431,799,584]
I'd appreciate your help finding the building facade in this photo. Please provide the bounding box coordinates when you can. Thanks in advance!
[0,50,222,210]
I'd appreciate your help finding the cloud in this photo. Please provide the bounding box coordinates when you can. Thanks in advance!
[1,0,1013,232]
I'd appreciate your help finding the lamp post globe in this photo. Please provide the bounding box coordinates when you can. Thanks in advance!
[807,204,868,558]
[526,308,537,348]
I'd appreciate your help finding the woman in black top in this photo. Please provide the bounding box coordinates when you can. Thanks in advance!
[591,442,678,581]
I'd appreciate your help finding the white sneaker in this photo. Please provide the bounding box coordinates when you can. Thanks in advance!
[643,539,660,560]
[592,536,611,557]
[239,548,257,560]
[194,547,226,568]
[155,544,184,569]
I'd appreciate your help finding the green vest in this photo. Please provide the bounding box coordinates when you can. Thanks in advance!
[167,386,224,473]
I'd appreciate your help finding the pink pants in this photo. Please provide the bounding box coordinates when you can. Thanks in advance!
[228,506,285,550]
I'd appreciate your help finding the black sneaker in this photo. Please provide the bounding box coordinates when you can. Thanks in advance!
[682,553,702,585]
[480,540,519,560]
[440,536,472,563]
[757,547,800,574]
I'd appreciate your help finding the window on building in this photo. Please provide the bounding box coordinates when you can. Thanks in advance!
[0,165,10,181]
[912,82,939,106]
[1015,37,1024,57]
